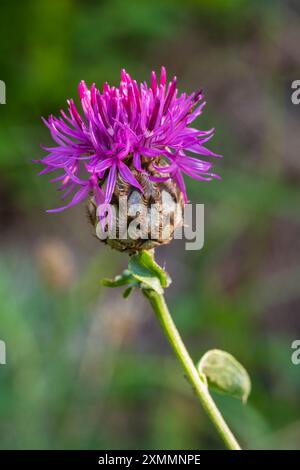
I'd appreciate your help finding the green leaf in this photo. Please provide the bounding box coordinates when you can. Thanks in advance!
[123,286,134,298]
[129,261,164,294]
[102,251,171,295]
[197,349,251,403]
[138,251,171,288]
[129,251,171,289]
[101,269,133,287]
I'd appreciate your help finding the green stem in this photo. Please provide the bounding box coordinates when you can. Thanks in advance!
[143,289,241,450]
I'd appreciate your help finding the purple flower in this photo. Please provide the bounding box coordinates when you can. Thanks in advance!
[37,67,221,212]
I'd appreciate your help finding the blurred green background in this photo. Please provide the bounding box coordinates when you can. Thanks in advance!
[1,0,300,450]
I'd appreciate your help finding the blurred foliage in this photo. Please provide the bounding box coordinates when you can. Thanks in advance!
[0,0,300,450]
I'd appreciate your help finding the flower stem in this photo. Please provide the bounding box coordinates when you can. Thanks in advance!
[143,288,241,450]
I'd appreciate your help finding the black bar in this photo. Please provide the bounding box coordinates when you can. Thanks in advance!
[0,450,297,467]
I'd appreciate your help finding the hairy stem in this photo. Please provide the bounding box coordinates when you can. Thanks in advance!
[143,288,241,450]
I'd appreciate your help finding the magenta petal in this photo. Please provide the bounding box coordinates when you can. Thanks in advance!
[133,152,143,172]
[151,70,157,96]
[186,144,222,158]
[160,66,167,87]
[47,185,90,213]
[92,180,105,206]
[118,161,143,192]
[138,147,162,157]
[174,170,188,203]
[105,164,117,203]
[149,175,170,183]
[95,157,114,173]
[152,161,176,173]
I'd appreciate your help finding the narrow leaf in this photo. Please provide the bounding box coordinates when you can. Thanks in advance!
[123,286,134,298]
[101,269,133,288]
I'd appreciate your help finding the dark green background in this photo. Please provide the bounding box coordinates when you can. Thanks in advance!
[0,0,300,449]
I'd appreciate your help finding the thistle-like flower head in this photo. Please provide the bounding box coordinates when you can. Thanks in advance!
[37,67,220,214]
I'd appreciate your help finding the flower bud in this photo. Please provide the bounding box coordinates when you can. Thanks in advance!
[87,158,184,253]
